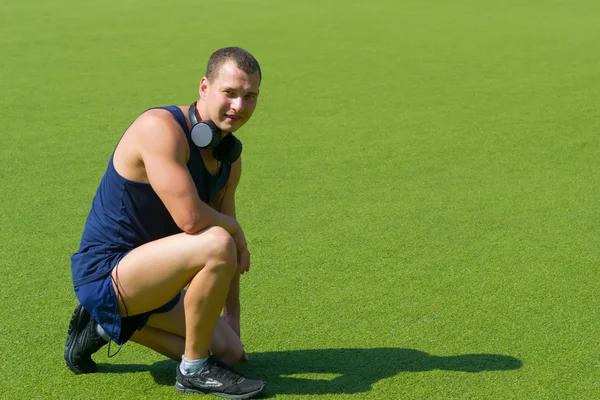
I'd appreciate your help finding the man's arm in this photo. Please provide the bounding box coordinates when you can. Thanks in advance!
[213,157,244,315]
[214,157,247,358]
[137,110,243,241]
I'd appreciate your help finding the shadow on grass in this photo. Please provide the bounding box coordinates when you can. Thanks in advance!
[98,348,522,396]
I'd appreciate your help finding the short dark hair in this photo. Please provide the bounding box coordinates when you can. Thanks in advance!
[206,47,262,83]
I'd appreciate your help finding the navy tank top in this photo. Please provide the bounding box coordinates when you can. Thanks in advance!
[71,106,231,287]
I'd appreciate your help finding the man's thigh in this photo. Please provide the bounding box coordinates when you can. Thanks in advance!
[146,289,187,337]
[111,226,232,316]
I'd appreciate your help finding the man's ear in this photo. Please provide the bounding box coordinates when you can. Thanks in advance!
[199,76,209,100]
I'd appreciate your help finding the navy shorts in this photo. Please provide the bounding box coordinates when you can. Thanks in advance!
[74,273,181,345]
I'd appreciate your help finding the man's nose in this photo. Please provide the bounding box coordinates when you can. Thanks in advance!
[231,96,243,111]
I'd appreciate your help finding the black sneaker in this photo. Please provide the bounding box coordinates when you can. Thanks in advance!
[64,303,108,374]
[176,355,265,399]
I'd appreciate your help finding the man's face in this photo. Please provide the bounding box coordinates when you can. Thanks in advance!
[200,61,260,133]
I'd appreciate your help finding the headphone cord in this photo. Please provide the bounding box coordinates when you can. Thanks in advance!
[107,265,127,358]
[218,178,229,213]
[103,160,228,358]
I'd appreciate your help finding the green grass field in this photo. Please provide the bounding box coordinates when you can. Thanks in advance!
[1,0,599,398]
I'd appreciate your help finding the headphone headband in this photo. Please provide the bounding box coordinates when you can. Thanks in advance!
[188,101,199,125]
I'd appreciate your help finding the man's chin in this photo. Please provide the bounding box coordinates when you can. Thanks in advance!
[219,121,244,133]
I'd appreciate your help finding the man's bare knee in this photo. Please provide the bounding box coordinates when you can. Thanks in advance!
[199,226,237,272]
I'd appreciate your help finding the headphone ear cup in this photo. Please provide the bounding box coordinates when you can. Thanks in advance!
[213,134,243,163]
[191,121,221,148]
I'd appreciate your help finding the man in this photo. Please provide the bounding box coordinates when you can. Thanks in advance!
[65,47,265,399]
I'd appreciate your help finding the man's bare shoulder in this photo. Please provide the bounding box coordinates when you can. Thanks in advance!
[114,107,189,182]
[131,107,187,140]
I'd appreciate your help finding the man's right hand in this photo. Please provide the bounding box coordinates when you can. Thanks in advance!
[237,248,250,274]
[230,224,247,251]
[229,226,250,274]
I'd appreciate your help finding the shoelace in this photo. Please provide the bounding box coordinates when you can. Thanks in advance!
[208,360,243,384]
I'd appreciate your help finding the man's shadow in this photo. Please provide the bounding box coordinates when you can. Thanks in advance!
[99,348,522,396]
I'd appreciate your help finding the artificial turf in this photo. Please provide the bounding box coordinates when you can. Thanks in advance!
[1,0,599,398]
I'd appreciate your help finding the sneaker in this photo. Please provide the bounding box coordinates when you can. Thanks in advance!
[176,355,265,399]
[64,303,108,374]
